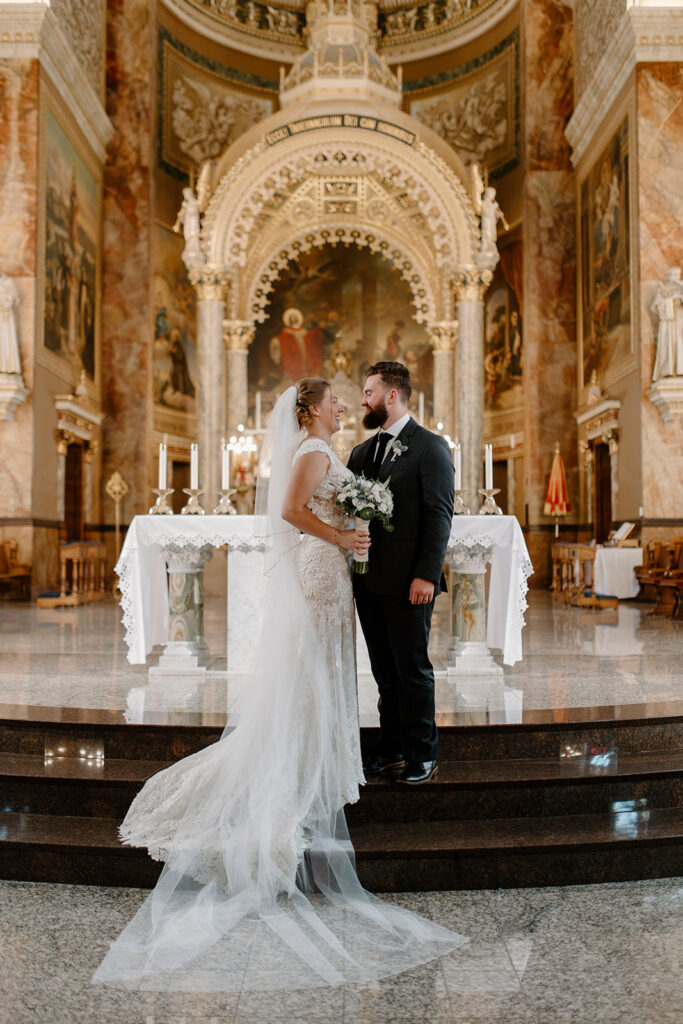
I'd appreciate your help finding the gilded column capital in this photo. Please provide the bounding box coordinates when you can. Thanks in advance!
[428,321,458,351]
[452,267,493,303]
[189,268,231,302]
[223,319,255,352]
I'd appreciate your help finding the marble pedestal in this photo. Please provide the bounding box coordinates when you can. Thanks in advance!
[149,544,214,679]
[448,541,503,678]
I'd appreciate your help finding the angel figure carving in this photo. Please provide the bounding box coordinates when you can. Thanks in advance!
[478,186,509,269]
[173,187,204,270]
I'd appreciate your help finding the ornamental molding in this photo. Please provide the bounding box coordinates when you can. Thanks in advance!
[204,131,479,273]
[575,398,621,442]
[566,8,683,167]
[452,267,493,302]
[245,221,437,323]
[222,319,256,350]
[428,321,459,350]
[0,4,112,162]
[647,377,683,423]
[189,267,231,301]
[161,0,304,59]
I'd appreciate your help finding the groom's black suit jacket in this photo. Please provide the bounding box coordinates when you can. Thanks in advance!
[348,418,455,597]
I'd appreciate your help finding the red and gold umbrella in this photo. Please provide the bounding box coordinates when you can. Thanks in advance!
[544,441,571,537]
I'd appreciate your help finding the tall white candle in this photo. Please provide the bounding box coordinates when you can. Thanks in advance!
[158,442,167,490]
[485,443,493,490]
[190,443,199,490]
[418,391,425,426]
[454,442,461,492]
[255,391,262,431]
[221,442,230,490]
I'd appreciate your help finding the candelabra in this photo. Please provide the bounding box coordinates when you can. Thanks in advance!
[180,488,205,515]
[453,491,471,515]
[213,489,237,515]
[478,487,503,515]
[149,487,174,515]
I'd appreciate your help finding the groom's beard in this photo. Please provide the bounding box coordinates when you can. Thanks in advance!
[362,401,388,430]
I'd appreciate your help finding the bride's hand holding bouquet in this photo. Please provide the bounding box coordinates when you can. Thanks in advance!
[336,475,394,574]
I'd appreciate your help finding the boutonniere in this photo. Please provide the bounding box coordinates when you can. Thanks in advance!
[388,439,408,463]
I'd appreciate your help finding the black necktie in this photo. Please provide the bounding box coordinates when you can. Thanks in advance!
[371,432,391,477]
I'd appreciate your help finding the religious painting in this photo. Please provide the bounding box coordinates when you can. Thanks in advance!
[153,222,197,428]
[159,28,276,178]
[483,263,523,413]
[248,245,433,428]
[579,116,631,387]
[43,109,99,380]
[406,30,519,177]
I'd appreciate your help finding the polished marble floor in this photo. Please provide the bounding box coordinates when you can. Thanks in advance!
[0,589,680,720]
[0,876,680,1023]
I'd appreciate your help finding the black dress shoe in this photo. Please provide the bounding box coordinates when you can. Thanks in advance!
[396,760,438,784]
[363,754,406,777]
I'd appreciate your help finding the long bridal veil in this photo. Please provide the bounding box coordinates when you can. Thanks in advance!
[94,387,466,992]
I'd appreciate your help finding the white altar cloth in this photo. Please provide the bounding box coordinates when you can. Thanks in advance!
[117,513,533,667]
[593,546,642,600]
[446,516,533,666]
[116,516,266,665]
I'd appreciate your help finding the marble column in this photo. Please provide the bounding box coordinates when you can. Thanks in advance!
[454,269,492,509]
[607,433,619,520]
[191,270,230,508]
[149,544,214,678]
[447,542,502,678]
[521,0,576,582]
[102,0,155,519]
[429,321,457,435]
[223,320,255,435]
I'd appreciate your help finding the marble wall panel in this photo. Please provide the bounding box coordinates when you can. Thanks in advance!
[636,64,683,520]
[101,0,155,521]
[522,0,577,586]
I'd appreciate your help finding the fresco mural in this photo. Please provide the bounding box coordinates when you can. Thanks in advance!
[580,116,631,386]
[483,263,523,412]
[153,223,197,424]
[43,110,98,380]
[249,245,432,427]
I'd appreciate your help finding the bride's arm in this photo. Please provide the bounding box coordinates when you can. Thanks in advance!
[281,452,370,558]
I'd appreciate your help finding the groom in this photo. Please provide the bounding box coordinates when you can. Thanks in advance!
[348,362,454,784]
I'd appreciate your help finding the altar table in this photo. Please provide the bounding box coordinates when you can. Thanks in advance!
[117,514,533,669]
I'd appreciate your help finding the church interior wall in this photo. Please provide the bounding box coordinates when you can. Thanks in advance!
[636,61,683,532]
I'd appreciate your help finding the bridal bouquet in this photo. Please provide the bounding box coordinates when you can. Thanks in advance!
[336,475,394,574]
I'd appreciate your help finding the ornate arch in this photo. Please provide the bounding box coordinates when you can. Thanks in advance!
[202,124,479,324]
[247,222,437,324]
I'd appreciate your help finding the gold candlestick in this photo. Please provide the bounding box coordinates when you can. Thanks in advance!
[213,489,237,515]
[180,488,205,515]
[478,487,503,515]
[149,487,174,515]
[453,491,470,516]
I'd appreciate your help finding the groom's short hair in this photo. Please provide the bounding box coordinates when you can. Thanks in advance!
[367,361,412,402]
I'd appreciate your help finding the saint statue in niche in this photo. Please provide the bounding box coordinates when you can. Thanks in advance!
[651,266,683,381]
[0,272,22,376]
[269,307,324,382]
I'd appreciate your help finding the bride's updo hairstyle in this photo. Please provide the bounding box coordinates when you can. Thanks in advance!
[295,377,329,428]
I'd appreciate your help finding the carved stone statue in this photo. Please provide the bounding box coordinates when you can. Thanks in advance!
[478,186,509,269]
[173,187,204,269]
[651,266,683,381]
[0,271,22,376]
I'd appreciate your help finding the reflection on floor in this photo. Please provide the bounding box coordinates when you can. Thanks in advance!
[0,590,680,720]
[1,876,680,1024]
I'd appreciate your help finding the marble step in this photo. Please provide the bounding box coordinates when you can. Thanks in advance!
[1,700,682,762]
[1,749,681,821]
[0,806,681,891]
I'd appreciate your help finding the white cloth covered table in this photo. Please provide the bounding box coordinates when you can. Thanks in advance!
[593,546,642,599]
[116,516,267,665]
[446,516,533,666]
[117,513,533,667]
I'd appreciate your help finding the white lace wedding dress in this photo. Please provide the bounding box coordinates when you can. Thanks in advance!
[94,399,466,993]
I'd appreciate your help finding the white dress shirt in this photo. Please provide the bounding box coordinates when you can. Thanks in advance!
[374,412,411,463]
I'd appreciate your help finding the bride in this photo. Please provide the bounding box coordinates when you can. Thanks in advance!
[94,379,466,992]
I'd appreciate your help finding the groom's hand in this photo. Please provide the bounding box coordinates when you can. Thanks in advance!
[409,577,434,605]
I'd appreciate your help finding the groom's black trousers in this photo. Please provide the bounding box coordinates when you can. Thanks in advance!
[353,577,438,763]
